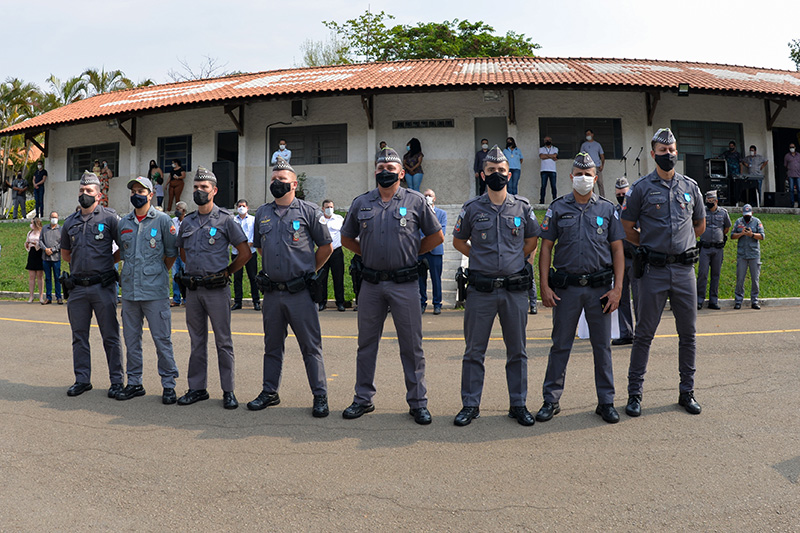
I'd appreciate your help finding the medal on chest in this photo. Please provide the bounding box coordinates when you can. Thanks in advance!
[95,223,105,240]
[292,220,300,241]
[596,216,604,234]
[209,227,217,245]
[513,216,521,236]
[150,228,157,248]
[399,207,407,227]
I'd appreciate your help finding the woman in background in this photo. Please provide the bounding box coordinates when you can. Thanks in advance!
[503,136,524,195]
[403,138,424,192]
[148,160,164,207]
[24,217,45,303]
[167,158,185,211]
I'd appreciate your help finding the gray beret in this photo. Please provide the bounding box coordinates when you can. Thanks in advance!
[376,147,402,165]
[484,145,508,164]
[573,152,596,169]
[273,155,295,174]
[194,167,217,185]
[705,189,718,199]
[615,177,630,189]
[80,171,101,186]
[652,128,676,145]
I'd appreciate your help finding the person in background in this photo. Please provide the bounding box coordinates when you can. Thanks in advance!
[271,139,292,165]
[24,217,45,303]
[503,137,524,195]
[99,160,113,207]
[231,199,261,311]
[39,211,63,305]
[719,141,742,180]
[318,199,346,312]
[473,138,490,196]
[170,201,188,307]
[539,136,559,204]
[11,171,28,219]
[783,143,800,208]
[580,129,605,197]
[419,189,447,315]
[403,138,425,192]
[148,160,164,207]
[696,190,731,311]
[612,177,638,345]
[33,161,48,218]
[376,141,387,161]
[741,145,767,202]
[731,204,765,310]
[166,159,186,211]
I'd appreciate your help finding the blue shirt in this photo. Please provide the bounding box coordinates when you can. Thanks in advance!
[503,147,523,170]
[420,206,447,255]
[118,206,178,301]
[271,148,292,164]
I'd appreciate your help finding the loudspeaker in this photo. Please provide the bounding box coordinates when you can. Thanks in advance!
[764,192,791,207]
[212,160,236,209]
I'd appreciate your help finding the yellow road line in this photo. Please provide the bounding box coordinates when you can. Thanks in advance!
[1,316,798,342]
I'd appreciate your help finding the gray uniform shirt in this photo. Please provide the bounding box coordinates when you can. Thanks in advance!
[254,198,332,282]
[39,225,62,262]
[541,193,624,275]
[176,204,246,276]
[615,204,637,257]
[341,187,441,271]
[60,206,119,276]
[733,216,765,260]
[118,206,178,300]
[453,193,541,277]
[699,207,731,244]
[621,170,704,255]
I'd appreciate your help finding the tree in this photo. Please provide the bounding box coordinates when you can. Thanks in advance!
[789,39,800,71]
[167,56,232,82]
[45,74,87,106]
[322,10,394,63]
[82,67,135,95]
[299,33,351,67]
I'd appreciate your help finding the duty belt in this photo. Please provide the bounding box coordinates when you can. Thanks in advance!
[69,270,118,287]
[361,264,421,284]
[644,246,700,267]
[548,268,613,289]
[699,241,725,249]
[467,265,532,293]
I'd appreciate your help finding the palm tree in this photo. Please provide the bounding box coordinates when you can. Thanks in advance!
[46,74,87,106]
[82,67,134,95]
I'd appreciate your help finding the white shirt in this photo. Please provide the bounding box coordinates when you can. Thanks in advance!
[231,213,256,254]
[539,145,558,172]
[320,213,344,249]
[171,216,183,234]
[271,148,292,164]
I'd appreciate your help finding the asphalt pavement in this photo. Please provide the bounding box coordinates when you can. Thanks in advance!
[1,299,798,531]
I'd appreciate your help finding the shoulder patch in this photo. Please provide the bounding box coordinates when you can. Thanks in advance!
[169,225,177,235]
[545,208,553,219]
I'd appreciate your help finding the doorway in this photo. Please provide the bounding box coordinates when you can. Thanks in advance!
[474,117,508,154]
[771,127,800,193]
[214,131,238,208]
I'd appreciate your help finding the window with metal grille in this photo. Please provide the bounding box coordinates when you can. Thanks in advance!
[269,124,347,165]
[66,143,120,181]
[670,120,743,160]
[537,118,623,160]
[392,119,454,129]
[158,135,192,173]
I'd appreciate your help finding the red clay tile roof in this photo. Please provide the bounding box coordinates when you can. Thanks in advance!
[4,57,800,136]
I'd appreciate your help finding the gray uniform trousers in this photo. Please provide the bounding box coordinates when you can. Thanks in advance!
[353,280,428,409]
[261,289,327,395]
[121,298,179,388]
[185,286,235,392]
[543,284,614,404]
[697,247,724,305]
[67,283,124,384]
[735,257,761,304]
[13,197,26,218]
[618,258,639,340]
[461,286,528,407]
[627,263,697,395]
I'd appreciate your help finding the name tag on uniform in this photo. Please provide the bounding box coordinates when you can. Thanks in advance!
[399,207,407,227]
[209,227,217,245]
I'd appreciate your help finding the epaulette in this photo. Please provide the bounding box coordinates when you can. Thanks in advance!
[218,207,232,216]
[512,194,531,206]
[462,196,482,208]
[596,195,615,206]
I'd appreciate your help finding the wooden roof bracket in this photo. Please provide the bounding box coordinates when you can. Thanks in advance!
[508,89,516,125]
[361,95,374,129]
[224,104,245,136]
[765,99,787,131]
[646,91,661,126]
[24,130,48,158]
[117,117,137,146]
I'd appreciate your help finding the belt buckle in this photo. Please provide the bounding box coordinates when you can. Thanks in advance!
[492,279,504,288]
[667,255,677,264]
[277,283,287,291]
[79,279,90,286]
[578,276,589,286]
[379,272,390,281]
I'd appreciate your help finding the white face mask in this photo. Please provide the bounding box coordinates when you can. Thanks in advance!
[750,150,756,156]
[237,206,248,216]
[50,218,58,225]
[324,207,334,217]
[586,135,593,141]
[572,174,595,195]
[425,196,434,206]
[481,143,489,150]
[38,165,43,169]
[792,148,797,153]
[279,144,286,150]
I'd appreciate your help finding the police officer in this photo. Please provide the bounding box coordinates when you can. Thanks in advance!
[613,177,638,345]
[247,157,333,417]
[536,153,625,424]
[731,204,765,310]
[60,171,124,397]
[115,176,180,403]
[452,146,541,427]
[697,190,731,310]
[176,168,251,409]
[340,147,443,424]
[621,128,705,416]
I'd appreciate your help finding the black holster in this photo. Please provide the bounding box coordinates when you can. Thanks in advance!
[60,272,74,299]
[256,271,272,292]
[633,247,647,279]
[349,255,363,300]
[455,267,468,302]
[306,272,327,303]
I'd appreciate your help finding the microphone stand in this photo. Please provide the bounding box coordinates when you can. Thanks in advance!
[621,147,632,179]
[633,147,644,177]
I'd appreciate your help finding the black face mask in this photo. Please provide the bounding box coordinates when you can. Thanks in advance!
[193,189,211,206]
[654,153,677,172]
[484,171,509,191]
[376,170,399,188]
[175,210,184,218]
[743,215,752,223]
[130,193,149,209]
[506,142,513,148]
[78,193,96,209]
[706,202,716,210]
[616,195,626,205]
[544,141,552,146]
[270,180,292,199]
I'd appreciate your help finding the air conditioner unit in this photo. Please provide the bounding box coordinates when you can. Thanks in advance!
[291,100,307,120]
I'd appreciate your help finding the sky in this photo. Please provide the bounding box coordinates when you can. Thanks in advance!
[4,0,799,88]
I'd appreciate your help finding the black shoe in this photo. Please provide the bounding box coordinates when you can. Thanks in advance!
[312,394,329,418]
[751,302,761,310]
[595,403,620,423]
[508,406,535,426]
[678,391,702,414]
[708,302,721,310]
[409,407,432,425]
[162,388,177,405]
[535,401,560,422]
[734,302,742,309]
[67,382,92,396]
[453,406,480,426]
[107,383,123,398]
[342,402,375,419]
[433,305,441,315]
[421,304,427,314]
[318,303,326,311]
[231,302,242,310]
[625,395,642,417]
[247,390,280,411]
[697,303,703,310]
[253,302,261,311]
[177,389,210,405]
[115,384,145,401]
[57,298,63,305]
[612,337,633,346]
[337,304,346,312]
[529,302,538,315]
[223,391,238,410]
